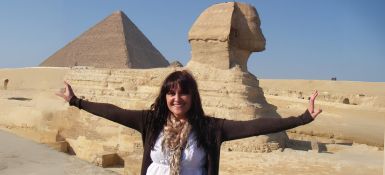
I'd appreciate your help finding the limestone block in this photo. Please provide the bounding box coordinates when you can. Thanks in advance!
[95,152,123,168]
[124,154,142,175]
[310,138,319,153]
[66,136,105,162]
[189,40,230,70]
[46,141,69,153]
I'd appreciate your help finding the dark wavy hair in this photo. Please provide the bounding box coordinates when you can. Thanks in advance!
[149,70,210,150]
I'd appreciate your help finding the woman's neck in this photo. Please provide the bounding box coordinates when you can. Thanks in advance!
[170,114,188,122]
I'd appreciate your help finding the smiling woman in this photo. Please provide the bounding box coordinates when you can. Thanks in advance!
[166,87,191,119]
[164,71,194,120]
[56,70,321,175]
[150,71,203,175]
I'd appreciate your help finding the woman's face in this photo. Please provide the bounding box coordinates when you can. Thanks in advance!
[166,85,192,120]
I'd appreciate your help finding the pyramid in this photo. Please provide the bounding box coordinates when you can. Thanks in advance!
[40,11,169,68]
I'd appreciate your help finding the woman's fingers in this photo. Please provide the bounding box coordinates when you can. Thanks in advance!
[65,81,75,96]
[310,90,318,101]
[308,90,322,119]
[56,81,74,102]
[64,81,70,93]
[308,90,317,113]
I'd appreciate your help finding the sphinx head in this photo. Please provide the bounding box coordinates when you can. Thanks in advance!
[188,2,266,71]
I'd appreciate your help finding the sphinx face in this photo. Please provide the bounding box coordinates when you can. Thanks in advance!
[231,3,266,52]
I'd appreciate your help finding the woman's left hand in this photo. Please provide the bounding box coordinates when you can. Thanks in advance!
[308,90,322,119]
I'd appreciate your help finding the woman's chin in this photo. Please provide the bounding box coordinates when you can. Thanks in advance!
[171,112,187,119]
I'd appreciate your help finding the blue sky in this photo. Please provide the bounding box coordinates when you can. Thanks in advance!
[0,0,384,82]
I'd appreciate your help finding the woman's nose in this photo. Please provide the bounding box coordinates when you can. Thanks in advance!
[174,93,182,101]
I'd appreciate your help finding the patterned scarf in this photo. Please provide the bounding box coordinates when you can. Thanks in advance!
[162,116,192,175]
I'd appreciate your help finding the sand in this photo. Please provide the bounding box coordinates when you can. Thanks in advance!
[219,145,383,175]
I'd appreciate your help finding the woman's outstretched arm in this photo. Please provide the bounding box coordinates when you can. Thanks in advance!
[221,90,322,142]
[56,81,146,132]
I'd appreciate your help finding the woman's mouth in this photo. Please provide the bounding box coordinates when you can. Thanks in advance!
[172,103,184,108]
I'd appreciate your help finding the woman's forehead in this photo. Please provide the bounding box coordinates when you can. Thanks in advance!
[167,82,189,93]
[168,83,181,91]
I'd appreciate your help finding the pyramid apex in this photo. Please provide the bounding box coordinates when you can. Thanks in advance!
[113,10,125,15]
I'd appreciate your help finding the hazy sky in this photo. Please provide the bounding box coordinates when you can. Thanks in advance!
[0,0,384,82]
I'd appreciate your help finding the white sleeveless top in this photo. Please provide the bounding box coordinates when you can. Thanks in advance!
[146,131,206,175]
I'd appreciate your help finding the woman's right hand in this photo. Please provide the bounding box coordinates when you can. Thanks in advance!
[56,81,75,102]
[308,90,322,119]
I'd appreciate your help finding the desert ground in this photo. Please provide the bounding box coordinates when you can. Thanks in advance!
[0,67,383,175]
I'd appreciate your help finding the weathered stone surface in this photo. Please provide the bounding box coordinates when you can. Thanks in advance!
[94,152,123,168]
[188,2,265,71]
[40,11,169,69]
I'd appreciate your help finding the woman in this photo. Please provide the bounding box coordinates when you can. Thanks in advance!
[57,70,322,175]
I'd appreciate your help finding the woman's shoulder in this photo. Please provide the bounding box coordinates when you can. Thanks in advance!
[202,115,226,128]
[204,115,225,122]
